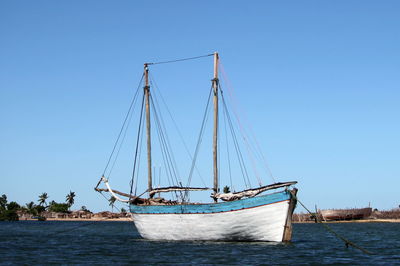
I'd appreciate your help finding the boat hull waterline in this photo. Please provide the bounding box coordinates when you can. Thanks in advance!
[130,190,296,242]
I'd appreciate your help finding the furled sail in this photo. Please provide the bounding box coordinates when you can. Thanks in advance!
[212,181,297,201]
[149,186,211,198]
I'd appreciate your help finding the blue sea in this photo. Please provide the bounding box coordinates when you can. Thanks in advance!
[0,221,399,265]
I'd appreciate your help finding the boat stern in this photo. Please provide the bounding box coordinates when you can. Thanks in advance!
[282,188,298,242]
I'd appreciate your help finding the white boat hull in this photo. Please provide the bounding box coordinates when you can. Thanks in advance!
[132,200,290,241]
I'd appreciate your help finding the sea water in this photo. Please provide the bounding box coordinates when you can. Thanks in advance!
[0,221,399,265]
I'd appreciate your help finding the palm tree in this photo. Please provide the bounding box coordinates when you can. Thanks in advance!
[0,194,7,209]
[109,196,116,213]
[66,191,76,210]
[38,192,48,207]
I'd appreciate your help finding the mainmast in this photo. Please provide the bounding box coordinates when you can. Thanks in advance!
[144,63,153,197]
[212,52,219,202]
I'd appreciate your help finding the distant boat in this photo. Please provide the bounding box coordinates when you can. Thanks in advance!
[319,208,372,221]
[96,52,298,242]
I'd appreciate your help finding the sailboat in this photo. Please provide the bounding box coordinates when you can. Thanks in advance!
[95,52,298,242]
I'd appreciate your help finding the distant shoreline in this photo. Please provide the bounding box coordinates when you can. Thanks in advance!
[19,217,132,222]
[294,218,400,223]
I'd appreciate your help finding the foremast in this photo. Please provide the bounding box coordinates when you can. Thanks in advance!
[144,63,153,197]
[212,52,219,202]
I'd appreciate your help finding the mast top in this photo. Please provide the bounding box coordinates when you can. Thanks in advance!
[213,52,219,81]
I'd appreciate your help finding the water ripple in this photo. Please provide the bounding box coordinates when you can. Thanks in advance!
[0,221,399,265]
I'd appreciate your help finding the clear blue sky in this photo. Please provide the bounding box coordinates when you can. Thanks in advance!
[1,1,399,212]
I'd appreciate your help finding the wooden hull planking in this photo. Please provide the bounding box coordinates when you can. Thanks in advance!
[130,190,297,242]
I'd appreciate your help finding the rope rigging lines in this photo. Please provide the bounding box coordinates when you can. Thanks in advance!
[129,93,145,199]
[149,72,207,189]
[98,53,278,204]
[222,101,234,192]
[149,93,181,200]
[146,53,213,66]
[220,89,252,189]
[219,62,276,184]
[184,85,213,201]
[101,74,144,179]
[291,191,373,255]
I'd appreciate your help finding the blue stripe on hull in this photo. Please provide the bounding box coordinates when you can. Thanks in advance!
[130,190,291,214]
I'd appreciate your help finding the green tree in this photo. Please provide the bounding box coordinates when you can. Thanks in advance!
[0,195,19,221]
[7,201,20,211]
[109,196,116,212]
[0,210,19,221]
[48,202,69,213]
[66,191,76,210]
[120,207,127,214]
[223,186,231,193]
[0,194,7,210]
[38,192,48,207]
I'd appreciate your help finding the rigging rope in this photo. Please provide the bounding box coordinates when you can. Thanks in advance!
[150,94,181,200]
[150,92,182,186]
[147,53,213,66]
[149,73,207,187]
[291,191,373,255]
[221,91,252,188]
[134,115,145,196]
[129,93,145,199]
[222,96,234,192]
[107,96,137,179]
[219,62,276,184]
[184,86,214,201]
[220,85,263,187]
[102,74,144,178]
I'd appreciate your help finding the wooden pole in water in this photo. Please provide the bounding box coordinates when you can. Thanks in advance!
[212,52,219,202]
[144,63,153,197]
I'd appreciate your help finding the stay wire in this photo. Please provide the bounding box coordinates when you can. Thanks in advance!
[150,94,180,200]
[134,116,146,196]
[147,53,213,66]
[219,62,275,183]
[220,84,263,186]
[100,191,122,213]
[129,93,145,199]
[102,74,144,177]
[149,73,207,187]
[108,94,137,179]
[149,88,182,186]
[221,92,252,188]
[291,191,373,255]
[184,86,213,201]
[222,96,234,192]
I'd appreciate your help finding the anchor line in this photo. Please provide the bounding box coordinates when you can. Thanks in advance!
[290,191,373,255]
